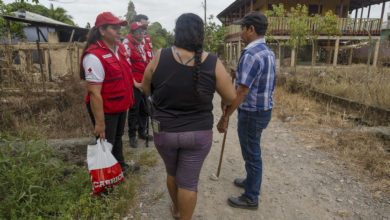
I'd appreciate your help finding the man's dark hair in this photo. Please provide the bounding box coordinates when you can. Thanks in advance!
[133,14,148,22]
[234,12,268,36]
[242,22,267,35]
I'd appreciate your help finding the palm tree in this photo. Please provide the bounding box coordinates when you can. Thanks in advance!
[47,3,75,26]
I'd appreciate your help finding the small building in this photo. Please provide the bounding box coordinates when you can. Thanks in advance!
[1,10,88,86]
[217,0,389,68]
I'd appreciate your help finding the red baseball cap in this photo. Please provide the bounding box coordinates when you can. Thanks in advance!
[95,12,128,28]
[130,21,147,31]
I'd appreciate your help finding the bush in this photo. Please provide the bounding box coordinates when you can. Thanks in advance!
[0,137,139,219]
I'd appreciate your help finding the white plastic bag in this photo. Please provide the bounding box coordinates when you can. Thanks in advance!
[87,139,124,194]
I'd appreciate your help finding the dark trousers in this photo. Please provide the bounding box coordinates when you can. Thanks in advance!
[237,108,272,203]
[87,102,127,168]
[128,87,148,138]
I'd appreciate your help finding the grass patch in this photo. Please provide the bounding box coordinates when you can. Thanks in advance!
[0,77,91,139]
[0,136,157,219]
[281,65,390,110]
[273,83,390,193]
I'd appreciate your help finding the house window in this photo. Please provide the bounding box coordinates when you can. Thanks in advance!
[309,5,323,16]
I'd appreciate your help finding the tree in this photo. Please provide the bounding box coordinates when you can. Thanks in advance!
[0,1,76,40]
[47,3,75,25]
[148,22,173,50]
[19,0,39,3]
[204,15,225,55]
[267,4,339,72]
[85,22,91,29]
[124,0,136,32]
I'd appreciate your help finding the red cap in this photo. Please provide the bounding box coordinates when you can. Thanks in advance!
[95,12,128,28]
[130,21,147,31]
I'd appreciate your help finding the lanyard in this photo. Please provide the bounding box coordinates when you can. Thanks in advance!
[131,40,146,62]
[172,46,195,65]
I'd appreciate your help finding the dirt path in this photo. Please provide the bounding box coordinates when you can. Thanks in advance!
[128,96,390,220]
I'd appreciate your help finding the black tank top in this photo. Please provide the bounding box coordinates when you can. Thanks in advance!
[151,48,217,132]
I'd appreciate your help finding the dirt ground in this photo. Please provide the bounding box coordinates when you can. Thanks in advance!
[126,96,390,220]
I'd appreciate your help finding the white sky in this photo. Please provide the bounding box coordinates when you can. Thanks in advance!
[3,0,390,31]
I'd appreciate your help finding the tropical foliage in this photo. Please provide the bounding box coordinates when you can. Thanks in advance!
[0,1,76,40]
[266,4,340,69]
[148,22,174,50]
[204,15,225,56]
[122,0,173,50]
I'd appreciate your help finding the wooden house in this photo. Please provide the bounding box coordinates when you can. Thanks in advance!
[1,10,88,87]
[217,0,389,68]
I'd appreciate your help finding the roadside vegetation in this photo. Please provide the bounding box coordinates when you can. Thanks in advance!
[273,71,390,193]
[281,65,390,110]
[0,135,157,219]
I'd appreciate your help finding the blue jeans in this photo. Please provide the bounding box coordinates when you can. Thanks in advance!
[237,108,272,203]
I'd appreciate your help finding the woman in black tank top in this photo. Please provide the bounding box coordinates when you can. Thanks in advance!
[140,13,236,220]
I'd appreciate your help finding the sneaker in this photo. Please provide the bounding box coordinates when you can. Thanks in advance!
[138,133,153,141]
[130,137,138,148]
[227,195,258,210]
[234,178,246,188]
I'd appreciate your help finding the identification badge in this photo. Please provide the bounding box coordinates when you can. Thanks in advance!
[152,119,160,133]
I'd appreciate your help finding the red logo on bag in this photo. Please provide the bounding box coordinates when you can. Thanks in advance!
[90,163,124,194]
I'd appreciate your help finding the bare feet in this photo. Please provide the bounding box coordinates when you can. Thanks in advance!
[170,203,180,219]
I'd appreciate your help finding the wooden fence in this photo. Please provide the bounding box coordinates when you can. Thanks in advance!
[226,18,382,38]
[0,42,84,90]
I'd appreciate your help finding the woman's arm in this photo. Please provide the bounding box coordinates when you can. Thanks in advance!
[87,84,105,140]
[141,49,162,96]
[215,58,236,105]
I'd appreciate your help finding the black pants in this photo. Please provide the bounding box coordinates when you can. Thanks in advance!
[128,87,148,138]
[87,102,127,168]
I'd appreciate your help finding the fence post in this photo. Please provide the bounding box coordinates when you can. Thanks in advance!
[373,39,380,67]
[35,26,46,93]
[333,37,340,67]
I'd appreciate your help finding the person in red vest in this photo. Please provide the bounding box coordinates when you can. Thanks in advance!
[80,12,135,172]
[133,14,153,64]
[123,21,153,148]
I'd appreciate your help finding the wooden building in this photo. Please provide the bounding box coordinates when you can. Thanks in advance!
[1,10,88,89]
[217,0,389,68]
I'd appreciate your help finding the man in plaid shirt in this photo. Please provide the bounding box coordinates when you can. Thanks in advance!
[217,11,276,210]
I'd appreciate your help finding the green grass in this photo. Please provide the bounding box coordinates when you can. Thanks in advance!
[0,136,157,219]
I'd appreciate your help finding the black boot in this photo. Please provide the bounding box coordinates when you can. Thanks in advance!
[234,178,246,188]
[227,194,258,210]
[130,136,138,148]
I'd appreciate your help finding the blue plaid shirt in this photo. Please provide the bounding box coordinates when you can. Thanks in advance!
[236,38,276,111]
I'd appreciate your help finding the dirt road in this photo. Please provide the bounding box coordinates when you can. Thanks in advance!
[128,96,390,220]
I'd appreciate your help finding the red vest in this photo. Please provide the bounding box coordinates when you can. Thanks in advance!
[144,34,153,63]
[125,34,147,83]
[82,40,134,113]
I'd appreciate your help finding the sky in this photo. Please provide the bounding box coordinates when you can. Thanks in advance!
[3,0,390,31]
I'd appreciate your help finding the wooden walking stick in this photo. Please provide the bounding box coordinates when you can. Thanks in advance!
[216,118,229,177]
[210,68,236,181]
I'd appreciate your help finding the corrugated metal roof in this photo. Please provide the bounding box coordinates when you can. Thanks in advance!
[9,10,72,27]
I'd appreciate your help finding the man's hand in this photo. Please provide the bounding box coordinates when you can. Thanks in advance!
[217,116,229,133]
[230,67,236,79]
[94,123,106,140]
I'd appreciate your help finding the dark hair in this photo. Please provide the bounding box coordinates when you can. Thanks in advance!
[133,14,148,22]
[80,24,109,80]
[239,12,268,36]
[242,23,267,35]
[174,13,204,95]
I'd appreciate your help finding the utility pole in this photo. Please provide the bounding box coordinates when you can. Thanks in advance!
[203,0,207,26]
